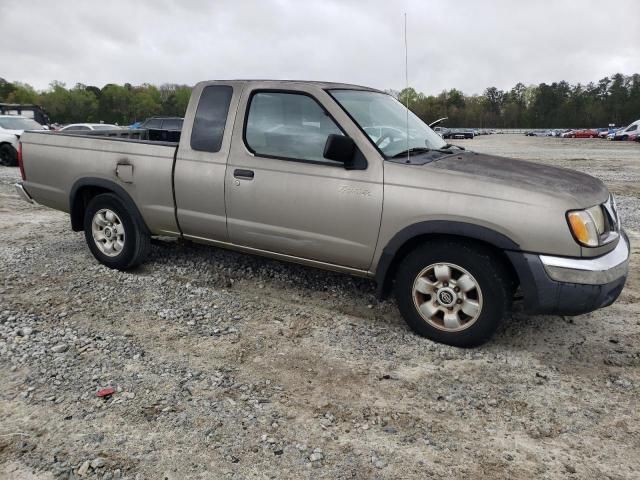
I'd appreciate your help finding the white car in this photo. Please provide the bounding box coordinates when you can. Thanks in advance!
[613,120,640,141]
[0,115,45,166]
[59,123,121,133]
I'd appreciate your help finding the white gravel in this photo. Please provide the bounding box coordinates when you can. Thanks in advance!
[1,136,639,479]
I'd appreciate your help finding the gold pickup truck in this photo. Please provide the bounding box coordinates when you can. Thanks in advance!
[15,80,629,347]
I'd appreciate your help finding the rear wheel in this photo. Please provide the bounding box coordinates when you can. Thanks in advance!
[0,144,17,166]
[395,240,513,347]
[83,193,150,270]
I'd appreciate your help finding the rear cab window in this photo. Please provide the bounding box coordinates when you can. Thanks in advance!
[191,85,233,153]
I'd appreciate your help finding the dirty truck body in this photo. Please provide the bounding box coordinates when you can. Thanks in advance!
[15,80,629,347]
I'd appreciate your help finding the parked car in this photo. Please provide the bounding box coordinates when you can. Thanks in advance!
[15,79,629,347]
[598,128,616,139]
[574,129,599,138]
[443,128,474,139]
[560,130,576,138]
[526,130,552,136]
[613,120,640,141]
[135,117,184,131]
[59,123,121,133]
[0,103,50,126]
[0,115,46,166]
[433,126,449,137]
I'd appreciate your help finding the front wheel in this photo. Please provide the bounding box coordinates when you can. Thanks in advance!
[0,144,18,166]
[83,193,150,270]
[395,241,513,347]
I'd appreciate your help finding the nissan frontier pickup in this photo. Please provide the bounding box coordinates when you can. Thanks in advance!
[14,80,630,347]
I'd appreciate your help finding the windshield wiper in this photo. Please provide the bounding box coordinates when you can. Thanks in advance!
[391,147,433,158]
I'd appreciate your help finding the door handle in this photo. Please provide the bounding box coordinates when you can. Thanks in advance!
[234,169,254,180]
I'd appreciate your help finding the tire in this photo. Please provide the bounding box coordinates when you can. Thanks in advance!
[394,240,513,348]
[83,193,150,270]
[0,144,18,166]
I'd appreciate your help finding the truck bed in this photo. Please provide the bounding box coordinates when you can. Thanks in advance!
[20,130,181,236]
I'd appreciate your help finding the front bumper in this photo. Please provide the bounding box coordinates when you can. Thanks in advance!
[507,231,630,315]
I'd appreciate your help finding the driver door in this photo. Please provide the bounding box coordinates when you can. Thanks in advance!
[224,84,384,271]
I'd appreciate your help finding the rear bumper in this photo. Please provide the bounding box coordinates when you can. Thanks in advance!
[14,182,34,204]
[507,231,630,315]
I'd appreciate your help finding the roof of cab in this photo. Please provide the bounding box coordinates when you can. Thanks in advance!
[198,79,386,94]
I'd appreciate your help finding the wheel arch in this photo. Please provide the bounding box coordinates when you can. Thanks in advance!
[70,177,150,234]
[374,221,520,298]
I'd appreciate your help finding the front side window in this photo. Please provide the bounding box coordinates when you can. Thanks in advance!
[245,92,343,163]
[191,85,233,153]
[329,89,447,157]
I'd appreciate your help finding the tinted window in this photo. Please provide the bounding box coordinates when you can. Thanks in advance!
[162,118,183,130]
[245,92,342,162]
[64,125,90,131]
[191,85,233,153]
[143,119,162,129]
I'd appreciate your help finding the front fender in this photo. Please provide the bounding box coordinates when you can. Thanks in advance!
[374,220,520,297]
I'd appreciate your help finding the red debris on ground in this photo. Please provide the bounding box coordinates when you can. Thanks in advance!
[96,387,116,397]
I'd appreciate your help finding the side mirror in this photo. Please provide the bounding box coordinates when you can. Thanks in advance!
[323,134,355,164]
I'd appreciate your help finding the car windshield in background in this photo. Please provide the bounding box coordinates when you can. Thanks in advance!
[0,117,43,130]
[329,90,447,157]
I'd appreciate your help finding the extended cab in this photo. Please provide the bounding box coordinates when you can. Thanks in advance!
[15,80,630,347]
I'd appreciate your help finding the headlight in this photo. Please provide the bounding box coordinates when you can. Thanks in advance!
[567,205,606,247]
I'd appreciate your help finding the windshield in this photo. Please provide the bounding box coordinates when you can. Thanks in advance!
[0,117,44,131]
[329,90,447,157]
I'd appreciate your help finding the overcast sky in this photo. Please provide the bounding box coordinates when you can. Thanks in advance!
[3,0,639,95]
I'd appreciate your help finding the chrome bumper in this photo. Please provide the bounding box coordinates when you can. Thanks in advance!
[540,233,630,285]
[14,183,34,204]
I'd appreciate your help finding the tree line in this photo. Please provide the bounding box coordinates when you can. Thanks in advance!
[1,73,639,128]
[397,73,640,128]
[0,79,191,125]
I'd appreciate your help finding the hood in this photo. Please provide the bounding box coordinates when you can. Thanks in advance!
[0,128,23,136]
[430,152,609,206]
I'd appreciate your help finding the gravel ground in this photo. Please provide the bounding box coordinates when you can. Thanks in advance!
[1,135,639,480]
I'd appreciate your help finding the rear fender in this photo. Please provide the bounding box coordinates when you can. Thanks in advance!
[69,177,150,234]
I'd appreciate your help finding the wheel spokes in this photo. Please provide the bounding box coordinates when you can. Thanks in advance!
[414,277,436,295]
[94,214,109,227]
[419,301,440,319]
[434,264,451,282]
[457,274,476,293]
[412,262,484,332]
[461,299,480,317]
[443,312,462,329]
[91,209,126,257]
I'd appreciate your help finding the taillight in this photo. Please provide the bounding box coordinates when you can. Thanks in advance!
[18,141,26,180]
